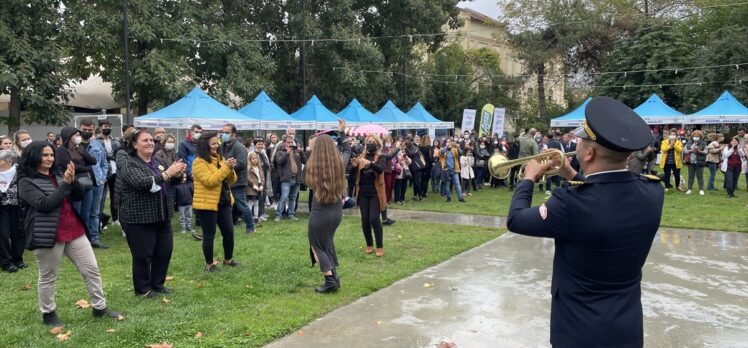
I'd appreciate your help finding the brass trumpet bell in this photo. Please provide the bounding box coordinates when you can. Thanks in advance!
[487,149,575,180]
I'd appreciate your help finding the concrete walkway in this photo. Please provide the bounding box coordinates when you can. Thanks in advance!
[266,211,747,348]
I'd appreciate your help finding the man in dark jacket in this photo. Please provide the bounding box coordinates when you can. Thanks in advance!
[97,120,120,228]
[562,133,578,172]
[507,96,664,348]
[178,124,201,176]
[220,123,254,233]
[273,135,305,221]
[544,132,564,193]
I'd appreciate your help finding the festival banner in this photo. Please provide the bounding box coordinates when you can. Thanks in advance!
[478,104,495,137]
[461,109,477,134]
[491,107,506,138]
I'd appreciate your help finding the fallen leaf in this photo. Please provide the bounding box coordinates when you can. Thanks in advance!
[687,235,692,239]
[106,328,117,334]
[298,330,305,336]
[397,235,402,239]
[423,283,434,288]
[20,284,32,291]
[243,331,252,337]
[75,299,91,309]
[162,298,172,304]
[56,330,72,342]
[165,276,175,281]
[435,341,457,348]
[374,320,383,325]
[145,342,173,348]
[116,315,125,321]
[195,331,204,338]
[197,283,205,289]
[50,326,64,335]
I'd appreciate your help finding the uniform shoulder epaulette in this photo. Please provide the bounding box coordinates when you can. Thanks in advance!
[641,174,660,182]
[567,181,585,186]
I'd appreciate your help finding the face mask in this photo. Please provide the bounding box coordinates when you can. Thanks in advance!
[20,139,32,148]
[193,132,201,140]
[366,143,377,154]
[80,131,93,140]
[693,137,700,141]
[101,129,112,136]
[480,145,486,149]
[669,135,676,140]
[221,133,231,143]
[73,136,82,145]
[385,142,392,147]
[165,143,175,150]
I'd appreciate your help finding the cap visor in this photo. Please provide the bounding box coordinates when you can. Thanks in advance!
[573,126,589,139]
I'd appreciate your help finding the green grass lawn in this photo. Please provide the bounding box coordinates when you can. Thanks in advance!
[0,217,501,347]
[385,167,747,232]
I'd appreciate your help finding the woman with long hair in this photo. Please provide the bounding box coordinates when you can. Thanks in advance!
[721,136,746,198]
[351,134,387,257]
[118,129,185,297]
[18,141,121,325]
[706,133,724,191]
[192,131,239,272]
[418,135,432,197]
[13,130,32,157]
[305,134,347,293]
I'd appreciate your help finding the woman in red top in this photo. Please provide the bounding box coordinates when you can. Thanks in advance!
[18,141,121,326]
[721,137,746,198]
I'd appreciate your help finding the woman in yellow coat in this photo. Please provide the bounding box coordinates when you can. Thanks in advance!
[659,128,683,191]
[192,131,238,272]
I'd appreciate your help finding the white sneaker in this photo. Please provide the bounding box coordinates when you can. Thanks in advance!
[112,220,120,226]
[686,190,692,195]
[545,190,551,195]
[699,190,705,196]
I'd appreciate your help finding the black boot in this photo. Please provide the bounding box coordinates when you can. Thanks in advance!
[93,307,122,319]
[314,275,339,293]
[42,311,63,326]
[331,269,340,287]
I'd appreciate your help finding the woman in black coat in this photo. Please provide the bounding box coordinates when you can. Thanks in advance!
[54,127,96,210]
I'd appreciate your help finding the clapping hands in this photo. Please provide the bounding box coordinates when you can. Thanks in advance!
[63,162,75,184]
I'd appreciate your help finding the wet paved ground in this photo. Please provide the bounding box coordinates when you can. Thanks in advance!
[266,210,747,348]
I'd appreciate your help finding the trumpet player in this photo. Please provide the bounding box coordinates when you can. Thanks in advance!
[506,96,664,348]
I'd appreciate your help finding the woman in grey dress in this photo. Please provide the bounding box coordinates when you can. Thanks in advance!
[305,132,349,293]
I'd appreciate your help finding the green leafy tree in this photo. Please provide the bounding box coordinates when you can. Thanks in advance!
[422,45,476,122]
[0,0,70,133]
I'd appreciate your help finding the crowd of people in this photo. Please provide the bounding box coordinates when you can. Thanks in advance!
[0,118,746,325]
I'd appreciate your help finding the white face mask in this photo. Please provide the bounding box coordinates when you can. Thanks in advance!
[165,143,175,150]
[480,145,486,149]
[669,135,676,140]
[20,139,32,148]
[73,136,82,145]
[193,132,201,140]
[385,142,392,147]
[692,137,700,141]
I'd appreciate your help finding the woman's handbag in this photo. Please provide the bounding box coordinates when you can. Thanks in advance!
[76,173,93,191]
[403,165,412,180]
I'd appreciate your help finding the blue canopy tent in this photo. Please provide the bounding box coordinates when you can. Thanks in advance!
[406,101,454,130]
[135,86,258,129]
[337,98,379,126]
[633,94,684,125]
[289,95,338,130]
[683,91,748,124]
[550,97,591,127]
[374,101,422,129]
[237,90,295,130]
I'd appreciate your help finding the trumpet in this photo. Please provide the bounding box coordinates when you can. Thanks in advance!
[487,149,575,180]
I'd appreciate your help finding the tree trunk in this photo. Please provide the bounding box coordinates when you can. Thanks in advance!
[536,64,547,121]
[136,93,149,116]
[8,86,22,134]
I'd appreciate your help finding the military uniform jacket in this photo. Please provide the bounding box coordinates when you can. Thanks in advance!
[507,170,664,348]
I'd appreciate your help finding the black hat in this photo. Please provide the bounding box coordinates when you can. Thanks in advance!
[573,96,652,152]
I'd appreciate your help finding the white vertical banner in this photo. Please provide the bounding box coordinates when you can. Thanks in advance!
[461,109,477,134]
[428,127,436,140]
[491,108,506,138]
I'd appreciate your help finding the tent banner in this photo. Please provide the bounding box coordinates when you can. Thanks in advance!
[491,108,506,137]
[461,109,477,133]
[478,104,495,137]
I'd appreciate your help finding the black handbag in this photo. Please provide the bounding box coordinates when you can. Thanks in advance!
[76,173,93,191]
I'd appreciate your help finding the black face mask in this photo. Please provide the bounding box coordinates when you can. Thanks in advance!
[80,131,93,140]
[366,143,377,154]
[101,129,112,136]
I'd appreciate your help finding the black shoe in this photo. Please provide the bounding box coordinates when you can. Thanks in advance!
[154,287,172,294]
[90,241,109,249]
[42,311,63,326]
[315,275,339,293]
[223,260,240,267]
[458,198,466,203]
[331,269,340,287]
[15,262,27,269]
[382,218,396,226]
[446,198,451,203]
[205,264,220,272]
[100,214,111,229]
[140,290,159,299]
[3,265,18,273]
[192,233,204,241]
[93,307,122,319]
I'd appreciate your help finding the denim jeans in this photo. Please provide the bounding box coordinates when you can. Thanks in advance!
[87,184,105,242]
[706,162,718,189]
[73,187,95,241]
[276,178,299,217]
[441,171,463,200]
[231,186,255,231]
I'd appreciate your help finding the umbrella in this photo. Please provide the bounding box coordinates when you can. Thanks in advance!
[349,124,389,137]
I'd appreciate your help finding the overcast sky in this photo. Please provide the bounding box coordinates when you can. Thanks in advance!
[457,0,502,19]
